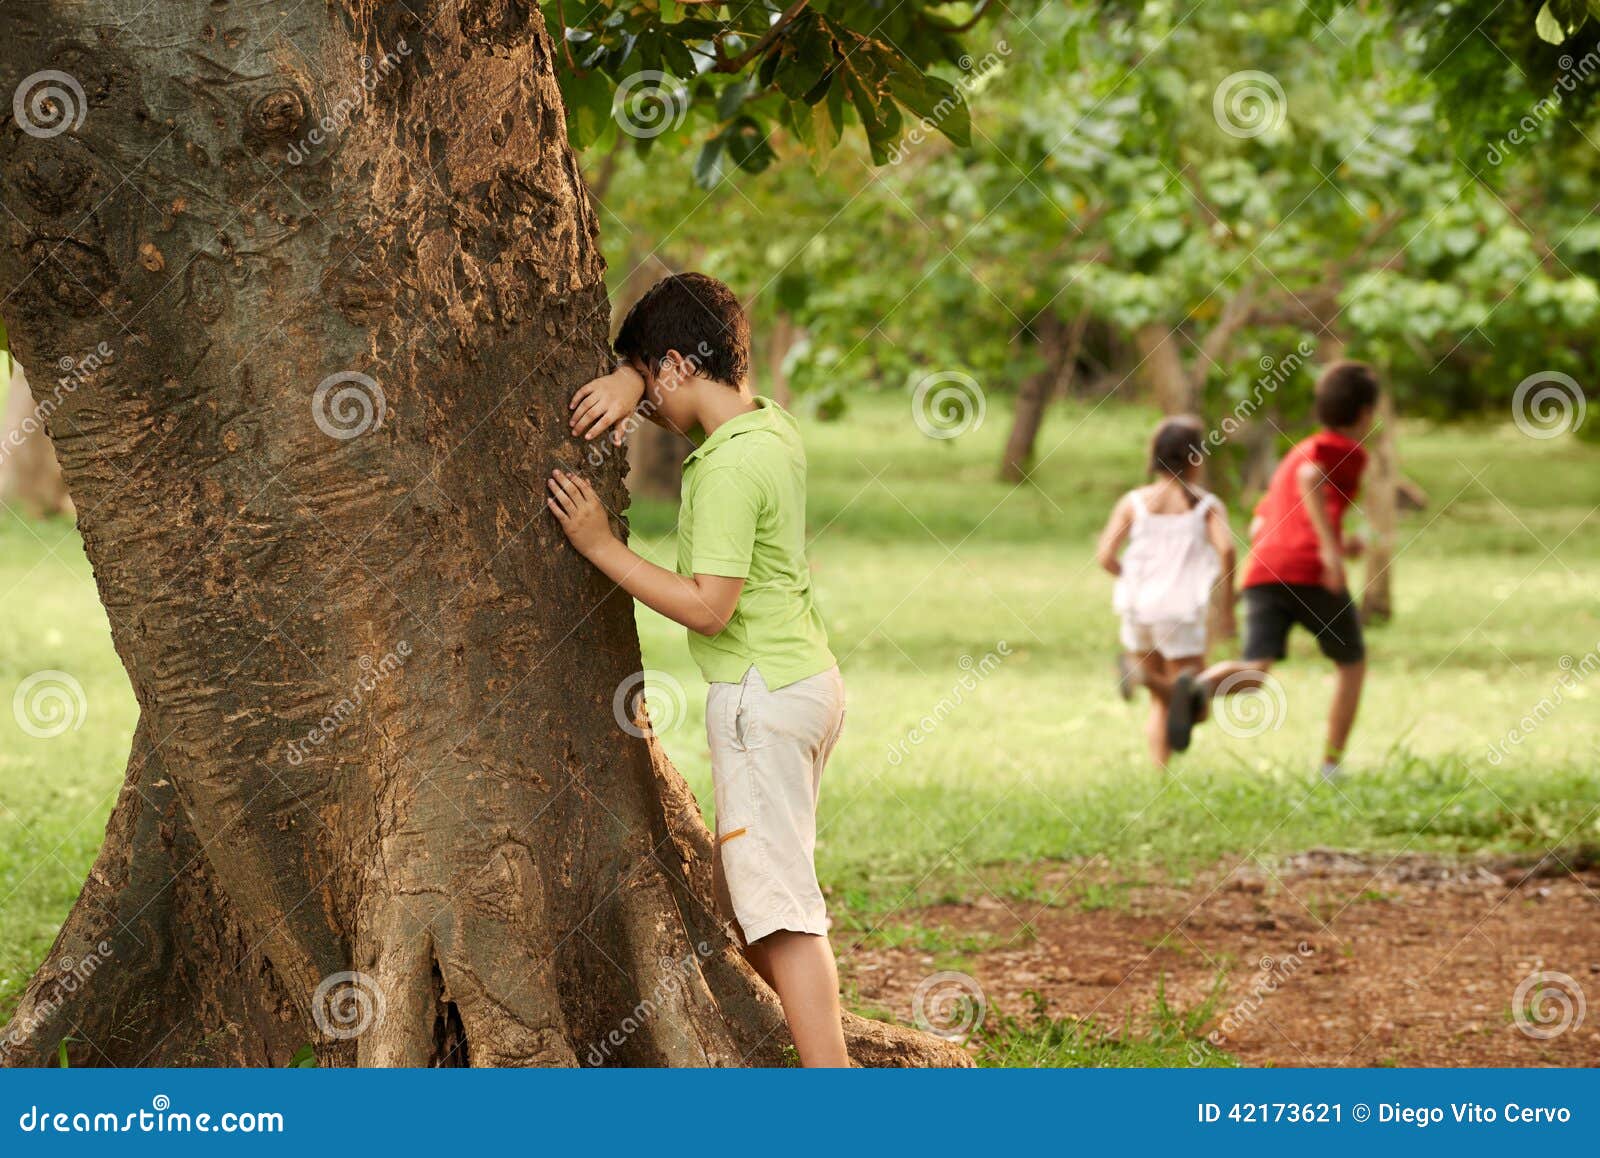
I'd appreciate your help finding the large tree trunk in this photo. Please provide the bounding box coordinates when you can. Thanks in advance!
[0,1,961,1069]
[0,362,74,518]
[1134,323,1195,414]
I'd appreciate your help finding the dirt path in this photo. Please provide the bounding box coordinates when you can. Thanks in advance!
[841,850,1600,1066]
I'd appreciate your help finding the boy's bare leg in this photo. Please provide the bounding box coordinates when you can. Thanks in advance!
[757,931,850,1067]
[1324,660,1365,766]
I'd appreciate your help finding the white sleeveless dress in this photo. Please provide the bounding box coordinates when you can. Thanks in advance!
[1113,487,1224,659]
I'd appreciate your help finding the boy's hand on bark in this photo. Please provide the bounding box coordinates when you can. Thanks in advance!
[547,470,614,556]
[570,365,646,445]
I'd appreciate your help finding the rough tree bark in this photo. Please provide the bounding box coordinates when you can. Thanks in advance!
[1360,391,1399,623]
[0,2,963,1069]
[1,361,74,517]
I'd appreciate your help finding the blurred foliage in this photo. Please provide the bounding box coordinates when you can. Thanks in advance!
[582,0,1599,440]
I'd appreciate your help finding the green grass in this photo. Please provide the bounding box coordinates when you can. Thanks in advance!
[2,389,1597,1057]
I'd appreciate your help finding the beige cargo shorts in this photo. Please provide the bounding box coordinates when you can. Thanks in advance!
[706,663,846,944]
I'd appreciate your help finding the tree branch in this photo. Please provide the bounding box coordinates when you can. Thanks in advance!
[713,0,812,73]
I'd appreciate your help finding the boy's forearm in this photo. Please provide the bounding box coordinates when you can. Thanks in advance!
[581,538,725,635]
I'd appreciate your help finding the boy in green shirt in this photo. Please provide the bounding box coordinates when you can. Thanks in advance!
[547,273,848,1067]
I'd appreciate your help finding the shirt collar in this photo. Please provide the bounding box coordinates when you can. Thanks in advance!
[684,397,778,466]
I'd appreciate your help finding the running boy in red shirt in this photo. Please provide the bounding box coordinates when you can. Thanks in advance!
[1166,361,1380,778]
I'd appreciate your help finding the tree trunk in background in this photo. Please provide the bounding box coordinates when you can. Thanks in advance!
[1134,323,1195,414]
[1000,311,1087,482]
[0,2,960,1069]
[0,362,73,518]
[1360,392,1399,623]
[765,313,796,407]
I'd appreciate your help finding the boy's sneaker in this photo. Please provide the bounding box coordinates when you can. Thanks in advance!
[1116,654,1138,702]
[1166,674,1206,753]
[1319,760,1343,782]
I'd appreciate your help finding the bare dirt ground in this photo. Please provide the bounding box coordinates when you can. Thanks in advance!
[842,850,1600,1066]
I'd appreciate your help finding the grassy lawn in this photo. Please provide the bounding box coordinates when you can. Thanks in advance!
[2,389,1597,1045]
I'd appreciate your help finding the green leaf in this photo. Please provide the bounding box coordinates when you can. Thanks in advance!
[660,0,680,25]
[289,1044,318,1068]
[1536,1,1571,43]
[694,136,725,188]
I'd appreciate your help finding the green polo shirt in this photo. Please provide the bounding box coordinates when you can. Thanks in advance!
[677,398,835,689]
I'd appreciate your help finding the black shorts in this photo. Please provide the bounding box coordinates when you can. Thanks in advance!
[1241,583,1366,665]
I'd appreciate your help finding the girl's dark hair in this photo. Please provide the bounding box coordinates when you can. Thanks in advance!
[1148,415,1205,477]
[1148,415,1207,508]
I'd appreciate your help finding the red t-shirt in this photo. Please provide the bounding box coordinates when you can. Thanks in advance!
[1242,430,1367,589]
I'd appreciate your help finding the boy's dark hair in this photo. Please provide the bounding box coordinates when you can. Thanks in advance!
[1148,414,1206,478]
[613,273,750,386]
[1314,360,1380,428]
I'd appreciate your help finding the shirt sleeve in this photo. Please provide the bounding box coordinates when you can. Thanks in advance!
[689,466,763,578]
[1314,439,1367,502]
